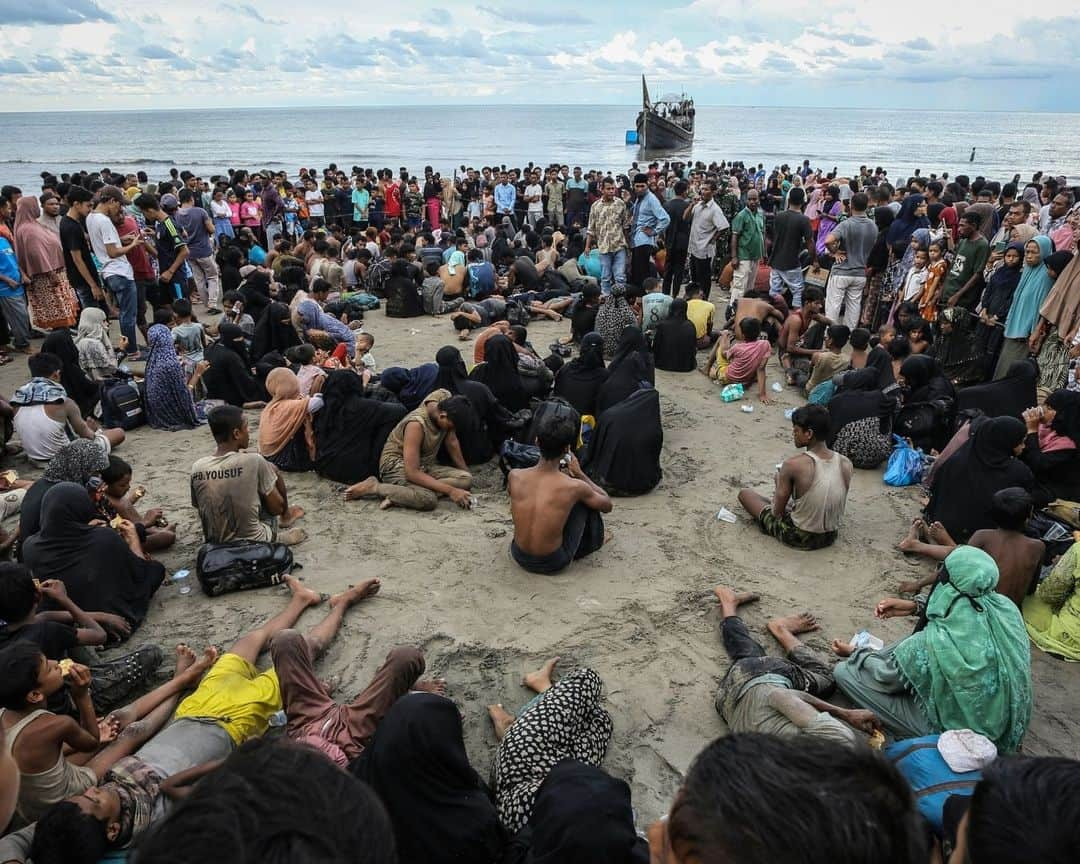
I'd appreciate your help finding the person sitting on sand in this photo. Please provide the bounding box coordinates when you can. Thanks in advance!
[190,405,306,546]
[779,286,829,387]
[344,389,473,511]
[832,545,1031,752]
[11,353,124,464]
[705,317,773,403]
[0,639,212,823]
[739,405,852,551]
[711,586,882,744]
[99,456,176,556]
[897,487,1044,608]
[508,403,612,573]
[486,657,615,836]
[269,578,445,768]
[804,324,851,395]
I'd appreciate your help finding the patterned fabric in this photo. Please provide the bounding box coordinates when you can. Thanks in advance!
[1036,330,1070,392]
[42,438,110,482]
[586,198,629,254]
[11,376,66,406]
[144,324,199,430]
[833,416,894,469]
[494,667,612,833]
[25,267,79,330]
[594,292,638,358]
[104,756,167,848]
[756,508,837,550]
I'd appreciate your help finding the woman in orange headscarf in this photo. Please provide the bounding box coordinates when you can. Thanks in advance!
[13,196,79,330]
[258,367,322,472]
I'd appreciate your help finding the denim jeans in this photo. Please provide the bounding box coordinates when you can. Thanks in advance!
[769,266,806,308]
[598,248,627,296]
[104,274,139,354]
[0,294,31,347]
[265,219,283,251]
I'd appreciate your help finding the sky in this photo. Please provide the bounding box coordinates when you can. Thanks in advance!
[1,1,1080,112]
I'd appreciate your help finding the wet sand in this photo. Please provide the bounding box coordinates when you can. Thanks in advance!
[3,302,1076,822]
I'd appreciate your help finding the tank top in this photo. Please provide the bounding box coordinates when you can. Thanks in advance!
[789,450,848,534]
[0,708,98,822]
[12,405,70,462]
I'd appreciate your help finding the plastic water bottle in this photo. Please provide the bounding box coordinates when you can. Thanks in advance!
[268,710,287,728]
[172,569,192,596]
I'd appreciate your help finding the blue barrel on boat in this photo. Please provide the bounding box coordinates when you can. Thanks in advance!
[625,130,638,145]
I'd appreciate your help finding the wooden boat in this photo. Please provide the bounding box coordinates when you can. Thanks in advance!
[636,75,694,151]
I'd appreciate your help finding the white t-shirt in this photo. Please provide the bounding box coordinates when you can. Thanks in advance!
[305,189,325,218]
[210,200,232,220]
[525,184,543,215]
[687,199,730,259]
[86,211,134,280]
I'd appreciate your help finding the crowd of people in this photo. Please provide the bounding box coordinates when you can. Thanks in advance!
[0,155,1078,862]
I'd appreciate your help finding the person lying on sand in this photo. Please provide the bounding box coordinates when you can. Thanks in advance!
[711,585,881,745]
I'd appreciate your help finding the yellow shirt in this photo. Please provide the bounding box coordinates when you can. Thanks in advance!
[686,298,715,339]
[174,653,281,744]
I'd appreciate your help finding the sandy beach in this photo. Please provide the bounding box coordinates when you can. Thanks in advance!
[3,304,1077,824]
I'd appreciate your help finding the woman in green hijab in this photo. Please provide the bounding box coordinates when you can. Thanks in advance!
[832,545,1032,752]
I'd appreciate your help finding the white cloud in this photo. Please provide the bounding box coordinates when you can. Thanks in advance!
[0,2,1079,110]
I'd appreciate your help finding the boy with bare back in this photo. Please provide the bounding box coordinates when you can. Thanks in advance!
[508,403,612,574]
[897,486,1043,608]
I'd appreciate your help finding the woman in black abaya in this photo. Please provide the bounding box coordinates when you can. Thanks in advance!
[924,416,1034,542]
[583,387,663,495]
[434,345,519,463]
[22,482,165,632]
[595,326,654,416]
[469,334,531,412]
[651,299,698,372]
[42,329,99,417]
[202,323,268,407]
[353,692,504,864]
[313,370,406,484]
[553,333,607,417]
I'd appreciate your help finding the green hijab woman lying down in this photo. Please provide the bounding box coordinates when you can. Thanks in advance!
[834,545,1032,753]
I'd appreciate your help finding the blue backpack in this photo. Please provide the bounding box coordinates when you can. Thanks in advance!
[885,735,981,836]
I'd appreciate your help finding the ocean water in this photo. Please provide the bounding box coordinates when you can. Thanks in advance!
[2,104,1078,191]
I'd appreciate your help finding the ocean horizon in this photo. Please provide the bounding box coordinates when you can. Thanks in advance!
[3,104,1078,191]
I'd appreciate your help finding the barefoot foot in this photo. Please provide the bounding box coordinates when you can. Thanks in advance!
[176,646,218,687]
[286,575,323,608]
[330,579,381,609]
[414,678,448,695]
[602,530,614,546]
[488,703,516,740]
[523,657,560,694]
[712,585,760,612]
[277,528,308,546]
[279,505,305,527]
[379,497,395,510]
[767,613,819,639]
[174,643,197,675]
[344,477,378,501]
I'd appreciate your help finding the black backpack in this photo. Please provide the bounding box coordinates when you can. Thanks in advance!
[196,541,295,597]
[505,300,531,326]
[99,379,146,430]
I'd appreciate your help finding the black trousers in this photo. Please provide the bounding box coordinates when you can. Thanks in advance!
[630,245,654,289]
[663,248,687,296]
[690,255,713,300]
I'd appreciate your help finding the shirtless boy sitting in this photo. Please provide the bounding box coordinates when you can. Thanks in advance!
[739,404,852,551]
[897,486,1044,608]
[726,295,786,342]
[508,403,612,574]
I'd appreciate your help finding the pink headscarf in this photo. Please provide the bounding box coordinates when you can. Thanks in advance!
[805,186,824,221]
[13,196,64,276]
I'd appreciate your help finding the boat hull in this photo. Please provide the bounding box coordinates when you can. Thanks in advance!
[636,111,694,151]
